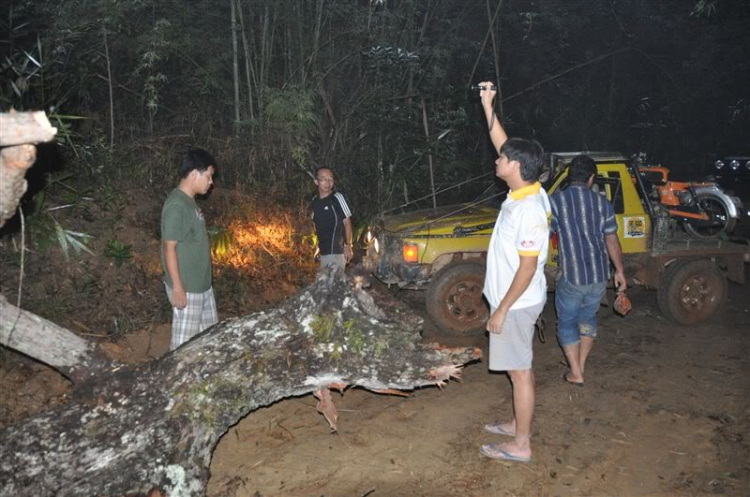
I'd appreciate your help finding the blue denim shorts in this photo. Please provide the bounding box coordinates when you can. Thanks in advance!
[555,279,607,347]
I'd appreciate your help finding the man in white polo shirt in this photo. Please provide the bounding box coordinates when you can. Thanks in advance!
[476,81,550,463]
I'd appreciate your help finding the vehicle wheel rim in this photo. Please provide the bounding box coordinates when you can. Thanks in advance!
[690,197,730,237]
[444,278,487,325]
[679,274,718,312]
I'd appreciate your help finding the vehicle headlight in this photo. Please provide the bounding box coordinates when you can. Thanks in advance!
[746,160,750,170]
[730,160,740,170]
[715,160,724,169]
[365,229,380,254]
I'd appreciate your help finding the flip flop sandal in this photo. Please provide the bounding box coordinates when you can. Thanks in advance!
[562,372,584,387]
[483,423,515,436]
[480,443,531,462]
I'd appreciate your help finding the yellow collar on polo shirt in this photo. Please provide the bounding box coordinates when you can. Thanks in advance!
[509,181,541,200]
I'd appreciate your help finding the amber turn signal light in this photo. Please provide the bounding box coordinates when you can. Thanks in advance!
[402,243,419,263]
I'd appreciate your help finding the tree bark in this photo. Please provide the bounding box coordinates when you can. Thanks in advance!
[0,111,57,147]
[0,294,115,382]
[0,270,481,496]
[0,111,57,228]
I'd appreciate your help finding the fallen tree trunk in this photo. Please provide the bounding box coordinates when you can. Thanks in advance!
[0,271,481,496]
[0,294,115,381]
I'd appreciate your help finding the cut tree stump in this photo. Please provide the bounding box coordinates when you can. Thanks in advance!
[0,270,481,496]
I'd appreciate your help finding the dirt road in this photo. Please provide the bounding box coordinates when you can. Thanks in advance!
[208,280,750,496]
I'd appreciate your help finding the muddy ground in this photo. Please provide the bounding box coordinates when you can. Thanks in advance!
[1,186,748,495]
[204,280,750,496]
[2,275,749,496]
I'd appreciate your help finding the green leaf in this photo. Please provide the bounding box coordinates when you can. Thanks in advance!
[66,235,95,256]
[54,221,69,260]
[22,50,41,68]
[64,230,93,240]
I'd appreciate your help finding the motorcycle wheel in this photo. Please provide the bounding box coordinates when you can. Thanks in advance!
[683,193,736,238]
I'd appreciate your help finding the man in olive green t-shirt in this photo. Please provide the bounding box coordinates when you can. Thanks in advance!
[161,148,218,350]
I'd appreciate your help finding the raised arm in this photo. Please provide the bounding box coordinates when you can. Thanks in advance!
[479,81,508,153]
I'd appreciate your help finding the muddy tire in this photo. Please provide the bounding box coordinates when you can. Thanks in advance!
[425,263,489,335]
[657,259,727,324]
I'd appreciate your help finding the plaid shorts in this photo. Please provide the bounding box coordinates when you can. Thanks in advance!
[166,285,218,350]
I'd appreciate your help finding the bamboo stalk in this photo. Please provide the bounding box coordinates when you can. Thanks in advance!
[486,0,504,120]
[231,0,241,135]
[237,0,255,121]
[467,0,503,91]
[421,98,437,211]
[103,28,115,147]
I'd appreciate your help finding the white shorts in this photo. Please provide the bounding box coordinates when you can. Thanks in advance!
[488,301,545,371]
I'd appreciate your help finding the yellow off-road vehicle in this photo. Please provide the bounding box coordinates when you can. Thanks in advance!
[363,153,750,334]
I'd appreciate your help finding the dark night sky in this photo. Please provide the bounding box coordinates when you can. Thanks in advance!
[2,0,748,189]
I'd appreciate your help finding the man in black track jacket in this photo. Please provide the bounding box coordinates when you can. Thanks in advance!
[312,167,353,271]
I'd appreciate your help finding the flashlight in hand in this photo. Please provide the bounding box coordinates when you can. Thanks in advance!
[471,85,497,91]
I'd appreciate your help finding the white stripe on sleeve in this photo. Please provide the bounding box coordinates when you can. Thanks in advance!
[334,192,352,218]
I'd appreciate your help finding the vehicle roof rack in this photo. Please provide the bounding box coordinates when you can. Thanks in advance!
[549,152,628,164]
[547,152,628,174]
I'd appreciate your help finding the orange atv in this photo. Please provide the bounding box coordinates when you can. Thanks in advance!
[632,157,743,239]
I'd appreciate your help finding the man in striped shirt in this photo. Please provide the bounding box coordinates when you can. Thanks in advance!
[550,155,627,387]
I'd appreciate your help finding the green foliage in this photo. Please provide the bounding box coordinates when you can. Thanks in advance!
[260,86,317,168]
[342,319,365,355]
[49,114,88,158]
[690,1,717,18]
[172,377,243,428]
[53,220,94,261]
[311,314,372,362]
[24,173,95,259]
[311,314,336,342]
[209,226,235,260]
[105,240,133,267]
[3,0,746,214]
[301,230,318,251]
[134,18,172,124]
[263,87,316,130]
[98,181,126,214]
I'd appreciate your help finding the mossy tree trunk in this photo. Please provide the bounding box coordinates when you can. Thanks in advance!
[0,271,480,496]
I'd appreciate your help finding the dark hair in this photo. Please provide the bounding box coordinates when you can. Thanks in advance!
[315,166,333,178]
[568,154,597,183]
[500,138,544,182]
[179,148,216,179]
